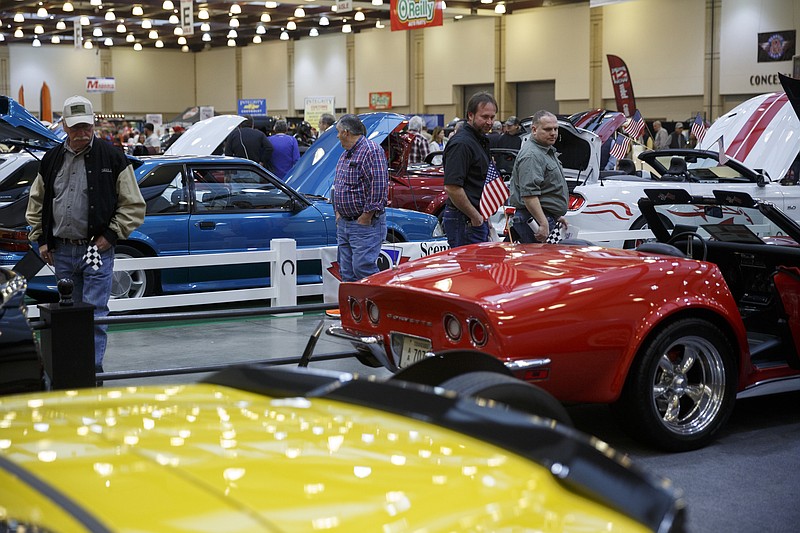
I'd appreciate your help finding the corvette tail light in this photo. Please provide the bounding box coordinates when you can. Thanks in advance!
[568,193,586,212]
[468,319,487,347]
[443,314,462,342]
[348,297,362,322]
[0,229,30,252]
[366,300,380,324]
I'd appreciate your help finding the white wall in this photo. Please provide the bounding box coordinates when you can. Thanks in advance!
[195,46,238,113]
[719,0,800,95]
[423,17,495,105]
[241,40,289,113]
[506,4,591,101]
[9,44,101,115]
[603,0,705,98]
[111,48,196,114]
[294,34,347,112]
[354,27,408,109]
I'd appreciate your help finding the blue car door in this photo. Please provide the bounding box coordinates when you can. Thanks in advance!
[186,163,330,289]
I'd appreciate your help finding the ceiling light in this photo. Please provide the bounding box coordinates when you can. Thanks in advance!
[230,17,239,28]
[155,40,164,48]
[342,24,351,33]
[481,0,492,3]
[14,13,24,23]
[253,35,262,44]
[376,20,384,28]
[169,14,179,24]
[177,36,186,45]
[93,28,103,37]
[256,24,266,34]
[33,38,41,47]
[105,11,115,21]
[309,28,318,37]
[126,34,135,42]
[372,0,383,4]
[104,37,113,46]
[90,0,102,6]
[227,38,236,47]
[181,45,189,52]
[132,5,143,16]
[148,30,158,39]
[63,2,75,13]
[162,1,175,10]
[37,8,48,18]
[142,19,152,29]
[0,34,4,42]
[51,35,60,43]
[202,33,211,42]
[116,23,126,33]
[80,16,90,25]
[331,5,338,12]
[227,29,238,38]
[495,3,506,14]
[294,8,305,17]
[14,29,23,38]
[84,39,93,49]
[230,4,242,15]
[319,16,329,26]
[57,20,67,30]
[354,11,365,21]
[280,31,289,40]
[200,22,210,31]
[265,2,279,8]
[34,25,44,35]
[174,27,184,36]
[198,9,209,20]
[261,13,271,22]
[134,42,142,51]
[287,21,297,30]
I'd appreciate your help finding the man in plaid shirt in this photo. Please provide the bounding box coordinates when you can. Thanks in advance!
[408,115,430,164]
[333,114,389,281]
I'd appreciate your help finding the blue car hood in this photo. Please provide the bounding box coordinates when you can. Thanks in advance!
[284,112,407,198]
[0,96,65,148]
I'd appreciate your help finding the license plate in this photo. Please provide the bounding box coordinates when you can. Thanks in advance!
[397,334,432,368]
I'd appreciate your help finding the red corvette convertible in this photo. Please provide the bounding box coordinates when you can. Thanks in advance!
[331,188,800,451]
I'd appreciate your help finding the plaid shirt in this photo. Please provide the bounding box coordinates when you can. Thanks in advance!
[333,136,388,218]
[409,132,430,164]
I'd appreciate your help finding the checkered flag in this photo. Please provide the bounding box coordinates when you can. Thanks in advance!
[545,221,562,244]
[82,244,103,271]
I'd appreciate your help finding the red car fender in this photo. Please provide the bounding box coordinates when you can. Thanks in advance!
[426,191,448,216]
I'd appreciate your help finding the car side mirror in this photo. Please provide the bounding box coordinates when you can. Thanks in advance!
[704,206,724,219]
[756,173,766,188]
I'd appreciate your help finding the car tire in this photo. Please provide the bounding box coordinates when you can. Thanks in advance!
[439,371,573,426]
[613,318,737,452]
[112,245,155,299]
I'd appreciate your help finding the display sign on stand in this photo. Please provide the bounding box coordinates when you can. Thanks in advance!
[304,96,336,128]
[369,92,392,110]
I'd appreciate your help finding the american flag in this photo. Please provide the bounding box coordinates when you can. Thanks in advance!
[609,133,631,160]
[489,262,517,291]
[624,109,645,140]
[479,161,509,220]
[691,113,707,144]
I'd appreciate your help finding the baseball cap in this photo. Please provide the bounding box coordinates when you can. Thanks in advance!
[505,116,520,126]
[675,122,685,129]
[63,96,94,127]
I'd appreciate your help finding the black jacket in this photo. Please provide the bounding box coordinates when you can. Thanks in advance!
[224,127,274,168]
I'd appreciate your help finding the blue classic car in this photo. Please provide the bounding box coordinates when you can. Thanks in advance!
[0,104,440,300]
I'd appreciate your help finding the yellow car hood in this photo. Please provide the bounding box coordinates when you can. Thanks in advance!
[0,371,679,532]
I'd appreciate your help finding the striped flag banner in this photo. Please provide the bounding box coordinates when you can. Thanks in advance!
[609,134,631,160]
[691,113,707,144]
[479,161,509,220]
[624,109,645,139]
[489,262,517,291]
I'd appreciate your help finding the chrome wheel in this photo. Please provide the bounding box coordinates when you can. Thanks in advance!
[111,248,149,299]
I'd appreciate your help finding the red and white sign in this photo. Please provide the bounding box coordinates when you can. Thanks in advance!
[85,77,115,93]
[390,0,443,32]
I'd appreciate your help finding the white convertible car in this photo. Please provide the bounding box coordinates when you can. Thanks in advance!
[566,88,800,247]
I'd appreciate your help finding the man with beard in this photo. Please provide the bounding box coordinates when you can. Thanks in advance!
[26,96,145,376]
[442,91,498,247]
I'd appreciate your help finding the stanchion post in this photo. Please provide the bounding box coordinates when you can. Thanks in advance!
[271,238,297,307]
[38,279,96,389]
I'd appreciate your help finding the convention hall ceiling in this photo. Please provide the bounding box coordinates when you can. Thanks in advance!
[1,1,587,51]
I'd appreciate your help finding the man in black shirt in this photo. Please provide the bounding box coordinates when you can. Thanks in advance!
[224,115,274,169]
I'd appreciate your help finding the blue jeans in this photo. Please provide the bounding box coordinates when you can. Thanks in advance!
[510,209,558,243]
[442,206,489,248]
[336,213,387,282]
[52,242,115,367]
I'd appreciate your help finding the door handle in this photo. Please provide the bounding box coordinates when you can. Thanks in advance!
[196,221,217,229]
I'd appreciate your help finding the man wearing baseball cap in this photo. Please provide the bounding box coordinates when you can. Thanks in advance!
[26,95,145,379]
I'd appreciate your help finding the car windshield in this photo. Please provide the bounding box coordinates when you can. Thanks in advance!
[646,154,751,182]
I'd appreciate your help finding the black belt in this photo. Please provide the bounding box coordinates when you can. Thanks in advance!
[55,237,90,246]
[340,215,360,221]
